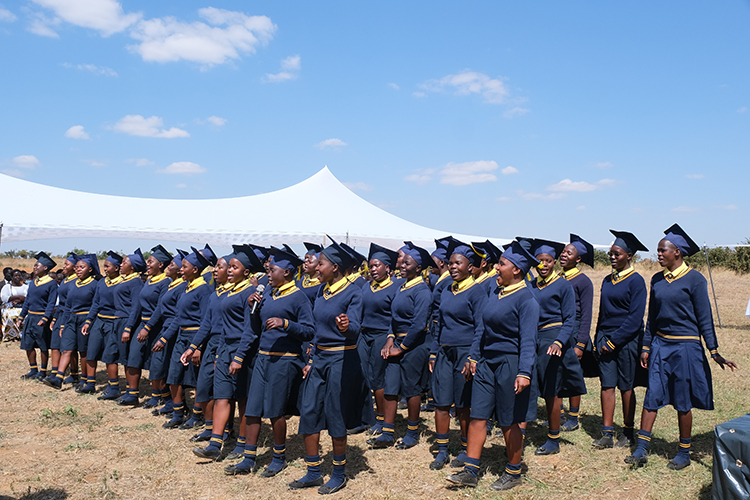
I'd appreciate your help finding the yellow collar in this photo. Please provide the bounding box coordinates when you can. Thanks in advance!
[451,276,475,295]
[216,282,233,295]
[76,276,94,287]
[186,276,207,292]
[105,275,123,286]
[536,272,560,289]
[273,280,298,299]
[401,276,424,291]
[612,266,635,284]
[370,276,393,292]
[35,275,53,286]
[486,268,498,277]
[474,272,491,284]
[120,272,140,282]
[347,272,362,283]
[436,271,451,284]
[148,272,168,285]
[64,274,77,284]
[302,275,321,288]
[664,262,689,282]
[562,268,580,280]
[168,277,185,290]
[499,280,526,297]
[324,276,350,297]
[228,278,252,296]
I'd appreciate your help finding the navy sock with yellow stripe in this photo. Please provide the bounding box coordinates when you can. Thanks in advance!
[400,419,420,447]
[567,406,579,426]
[632,430,652,458]
[268,443,286,471]
[435,432,449,463]
[673,437,691,465]
[325,454,346,489]
[375,422,394,443]
[206,433,223,452]
[231,436,246,455]
[297,454,322,483]
[463,456,480,478]
[623,422,635,440]
[539,429,560,452]
[234,444,257,471]
[505,461,522,478]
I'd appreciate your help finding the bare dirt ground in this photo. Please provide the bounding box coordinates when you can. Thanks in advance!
[0,263,748,500]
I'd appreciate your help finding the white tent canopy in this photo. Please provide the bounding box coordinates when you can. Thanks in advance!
[1,167,510,251]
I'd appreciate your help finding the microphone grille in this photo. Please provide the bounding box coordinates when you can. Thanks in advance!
[256,284,266,293]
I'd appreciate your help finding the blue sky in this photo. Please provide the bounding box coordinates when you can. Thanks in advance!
[1,1,749,255]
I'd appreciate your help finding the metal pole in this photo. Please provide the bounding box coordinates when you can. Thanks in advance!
[703,244,722,329]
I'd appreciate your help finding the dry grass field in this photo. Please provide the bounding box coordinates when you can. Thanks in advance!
[0,261,748,500]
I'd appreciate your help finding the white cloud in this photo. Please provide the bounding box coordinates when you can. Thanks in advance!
[388,83,399,91]
[737,107,747,114]
[126,158,153,167]
[157,161,205,175]
[503,107,530,118]
[685,174,704,179]
[343,181,373,192]
[62,62,117,76]
[207,116,227,127]
[440,160,498,186]
[594,161,613,169]
[546,178,618,192]
[12,155,40,169]
[30,0,141,37]
[501,166,518,175]
[128,7,275,66]
[517,190,566,201]
[64,125,90,140]
[265,54,301,82]
[672,206,700,213]
[0,8,17,22]
[112,115,189,138]
[412,91,426,98]
[420,71,509,104]
[404,173,432,185]
[175,183,187,189]
[83,159,105,167]
[576,205,586,211]
[27,12,60,37]
[718,204,738,211]
[2,169,25,178]
[315,138,347,150]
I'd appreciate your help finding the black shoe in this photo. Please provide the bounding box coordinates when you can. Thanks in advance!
[97,390,121,401]
[615,434,635,448]
[288,477,324,490]
[193,446,221,461]
[43,377,62,390]
[445,470,478,488]
[624,454,648,466]
[21,370,39,380]
[117,395,140,406]
[225,451,243,461]
[667,458,690,470]
[367,437,394,449]
[560,419,579,432]
[491,472,522,491]
[163,415,186,429]
[346,425,367,435]
[397,399,408,410]
[224,462,258,475]
[318,477,348,495]
[190,432,211,443]
[592,434,614,449]
[141,398,162,409]
[78,384,96,394]
[429,454,450,470]
[179,416,204,430]
[395,438,418,450]
[534,445,560,456]
[260,462,287,478]
[34,371,48,381]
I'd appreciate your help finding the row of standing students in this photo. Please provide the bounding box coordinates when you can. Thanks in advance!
[18,223,737,494]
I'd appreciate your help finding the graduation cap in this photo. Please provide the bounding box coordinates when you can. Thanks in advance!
[663,223,700,257]
[531,239,566,260]
[231,244,264,273]
[431,236,452,262]
[320,237,359,270]
[515,236,534,253]
[610,230,648,254]
[368,243,399,268]
[78,254,100,276]
[186,246,210,271]
[128,248,148,273]
[201,244,218,267]
[400,241,435,270]
[105,251,123,267]
[65,252,80,265]
[502,240,540,275]
[150,245,173,265]
[304,242,323,257]
[340,243,367,267]
[472,240,503,265]
[570,234,595,268]
[445,237,483,267]
[270,248,304,271]
[246,243,271,263]
[34,251,56,270]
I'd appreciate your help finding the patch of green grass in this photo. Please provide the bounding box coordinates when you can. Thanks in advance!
[64,442,94,452]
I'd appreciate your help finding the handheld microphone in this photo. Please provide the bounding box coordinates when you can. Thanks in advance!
[251,284,265,314]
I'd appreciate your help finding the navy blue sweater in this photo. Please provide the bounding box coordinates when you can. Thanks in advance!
[312,277,363,348]
[433,277,486,353]
[221,279,258,364]
[389,276,432,350]
[160,277,211,343]
[86,276,120,324]
[562,268,594,347]
[53,274,76,326]
[59,277,98,328]
[361,276,399,332]
[189,282,232,351]
[529,273,575,346]
[430,272,452,332]
[296,275,322,304]
[257,281,315,355]
[19,275,58,324]
[596,268,647,347]
[145,278,187,334]
[125,273,170,332]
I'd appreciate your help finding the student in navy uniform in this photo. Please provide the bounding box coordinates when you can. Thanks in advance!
[590,231,648,448]
[226,249,315,476]
[471,240,503,295]
[467,244,493,295]
[193,245,262,460]
[297,243,323,304]
[118,246,171,406]
[144,252,187,412]
[113,249,146,402]
[368,242,433,450]
[358,243,400,436]
[17,252,58,380]
[290,240,366,495]
[558,234,595,432]
[47,253,78,381]
[529,239,585,456]
[429,238,487,470]
[43,254,99,390]
[161,248,212,429]
[247,244,271,288]
[626,224,737,469]
[199,244,217,288]
[446,240,540,491]
[81,251,123,395]
[341,243,367,288]
[180,254,232,434]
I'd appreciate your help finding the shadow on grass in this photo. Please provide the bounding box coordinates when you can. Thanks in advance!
[321,444,373,479]
[0,487,68,500]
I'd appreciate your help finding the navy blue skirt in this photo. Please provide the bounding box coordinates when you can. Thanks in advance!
[60,314,88,354]
[384,336,429,399]
[432,345,473,408]
[195,333,221,403]
[536,326,586,399]
[357,328,389,392]
[643,336,714,412]
[50,321,61,350]
[125,319,153,369]
[87,317,119,364]
[20,316,51,351]
[471,355,537,426]
[298,347,369,438]
[595,326,645,391]
[113,317,129,365]
[213,340,253,400]
[167,334,198,387]
[245,353,304,418]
